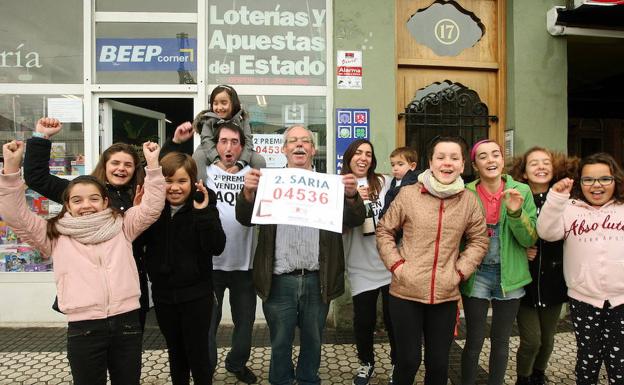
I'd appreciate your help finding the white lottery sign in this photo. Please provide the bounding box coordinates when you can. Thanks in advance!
[251,168,345,233]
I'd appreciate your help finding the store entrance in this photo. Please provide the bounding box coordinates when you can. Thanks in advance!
[567,37,624,164]
[98,97,195,155]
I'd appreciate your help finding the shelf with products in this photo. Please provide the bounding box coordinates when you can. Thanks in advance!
[0,187,58,273]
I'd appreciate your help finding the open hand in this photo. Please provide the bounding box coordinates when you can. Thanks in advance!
[504,188,524,212]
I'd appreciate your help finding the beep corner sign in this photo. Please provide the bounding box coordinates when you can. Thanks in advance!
[96,38,197,71]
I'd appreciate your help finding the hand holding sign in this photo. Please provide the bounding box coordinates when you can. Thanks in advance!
[251,168,345,233]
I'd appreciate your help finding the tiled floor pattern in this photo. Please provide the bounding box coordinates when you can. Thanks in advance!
[0,322,610,384]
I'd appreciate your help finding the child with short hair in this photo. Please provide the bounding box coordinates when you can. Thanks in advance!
[142,151,226,385]
[380,147,419,219]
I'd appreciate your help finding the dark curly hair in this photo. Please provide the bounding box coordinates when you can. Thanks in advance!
[571,152,624,204]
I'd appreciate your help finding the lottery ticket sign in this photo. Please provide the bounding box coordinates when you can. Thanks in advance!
[253,134,287,168]
[251,168,345,233]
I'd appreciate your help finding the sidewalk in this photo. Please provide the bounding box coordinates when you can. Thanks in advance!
[0,314,609,384]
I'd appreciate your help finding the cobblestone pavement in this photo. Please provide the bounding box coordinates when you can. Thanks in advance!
[0,315,609,384]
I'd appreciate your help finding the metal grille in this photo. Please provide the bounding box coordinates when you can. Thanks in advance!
[400,82,497,180]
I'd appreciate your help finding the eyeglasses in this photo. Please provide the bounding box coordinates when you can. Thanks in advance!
[580,176,615,186]
[285,136,313,144]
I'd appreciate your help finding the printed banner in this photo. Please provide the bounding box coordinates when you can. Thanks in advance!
[251,168,344,233]
[96,38,197,71]
[253,134,287,168]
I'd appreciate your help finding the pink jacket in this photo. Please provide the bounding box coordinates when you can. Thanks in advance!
[0,168,165,322]
[537,189,624,308]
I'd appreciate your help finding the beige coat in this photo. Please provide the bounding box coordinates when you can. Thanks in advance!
[376,183,488,304]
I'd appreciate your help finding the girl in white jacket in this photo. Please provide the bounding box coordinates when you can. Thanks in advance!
[536,152,624,385]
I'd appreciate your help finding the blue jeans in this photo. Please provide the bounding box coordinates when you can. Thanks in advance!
[66,310,142,385]
[471,263,525,300]
[263,272,330,385]
[209,270,257,373]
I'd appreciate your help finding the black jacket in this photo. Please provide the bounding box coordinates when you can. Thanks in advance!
[379,168,420,220]
[521,192,567,308]
[143,191,226,304]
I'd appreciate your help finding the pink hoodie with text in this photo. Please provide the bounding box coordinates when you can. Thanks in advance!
[537,189,624,308]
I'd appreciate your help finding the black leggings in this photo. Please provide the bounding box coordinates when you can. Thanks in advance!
[389,295,458,385]
[352,284,396,365]
[461,296,521,385]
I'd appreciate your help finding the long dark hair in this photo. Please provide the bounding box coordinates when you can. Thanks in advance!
[508,146,578,187]
[340,139,382,200]
[210,85,244,118]
[46,176,121,239]
[571,152,624,204]
[91,142,144,195]
[193,85,246,134]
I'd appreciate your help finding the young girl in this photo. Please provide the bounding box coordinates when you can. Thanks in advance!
[24,117,151,328]
[341,139,395,385]
[509,147,577,385]
[0,140,165,385]
[537,152,624,385]
[173,85,265,173]
[377,136,488,385]
[142,151,226,385]
[461,139,537,385]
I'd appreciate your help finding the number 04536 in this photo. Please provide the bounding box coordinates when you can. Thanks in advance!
[272,187,328,204]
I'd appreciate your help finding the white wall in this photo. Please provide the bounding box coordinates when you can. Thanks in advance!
[0,272,265,326]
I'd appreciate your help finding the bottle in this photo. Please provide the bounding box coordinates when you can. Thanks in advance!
[362,200,376,236]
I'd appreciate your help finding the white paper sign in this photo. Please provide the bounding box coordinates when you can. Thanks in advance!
[336,50,362,90]
[251,168,345,233]
[253,134,287,168]
[47,98,83,123]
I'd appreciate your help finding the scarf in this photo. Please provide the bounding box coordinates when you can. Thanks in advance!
[55,208,123,244]
[417,169,465,199]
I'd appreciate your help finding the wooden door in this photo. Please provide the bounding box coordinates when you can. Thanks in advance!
[396,0,505,151]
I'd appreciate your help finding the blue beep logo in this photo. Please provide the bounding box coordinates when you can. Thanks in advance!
[96,38,197,71]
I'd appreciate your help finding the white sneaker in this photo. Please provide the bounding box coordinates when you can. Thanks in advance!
[353,362,374,385]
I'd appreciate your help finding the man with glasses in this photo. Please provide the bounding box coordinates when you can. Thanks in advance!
[236,125,366,385]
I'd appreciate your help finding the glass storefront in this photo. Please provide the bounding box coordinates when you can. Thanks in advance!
[0,0,330,279]
[0,1,83,84]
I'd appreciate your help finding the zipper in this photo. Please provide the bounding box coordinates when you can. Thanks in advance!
[430,200,444,304]
[537,240,543,306]
[99,253,111,314]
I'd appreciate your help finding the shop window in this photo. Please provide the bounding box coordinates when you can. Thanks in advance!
[0,94,84,273]
[207,0,327,86]
[96,0,197,13]
[236,95,327,172]
[0,0,83,84]
[95,23,197,84]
